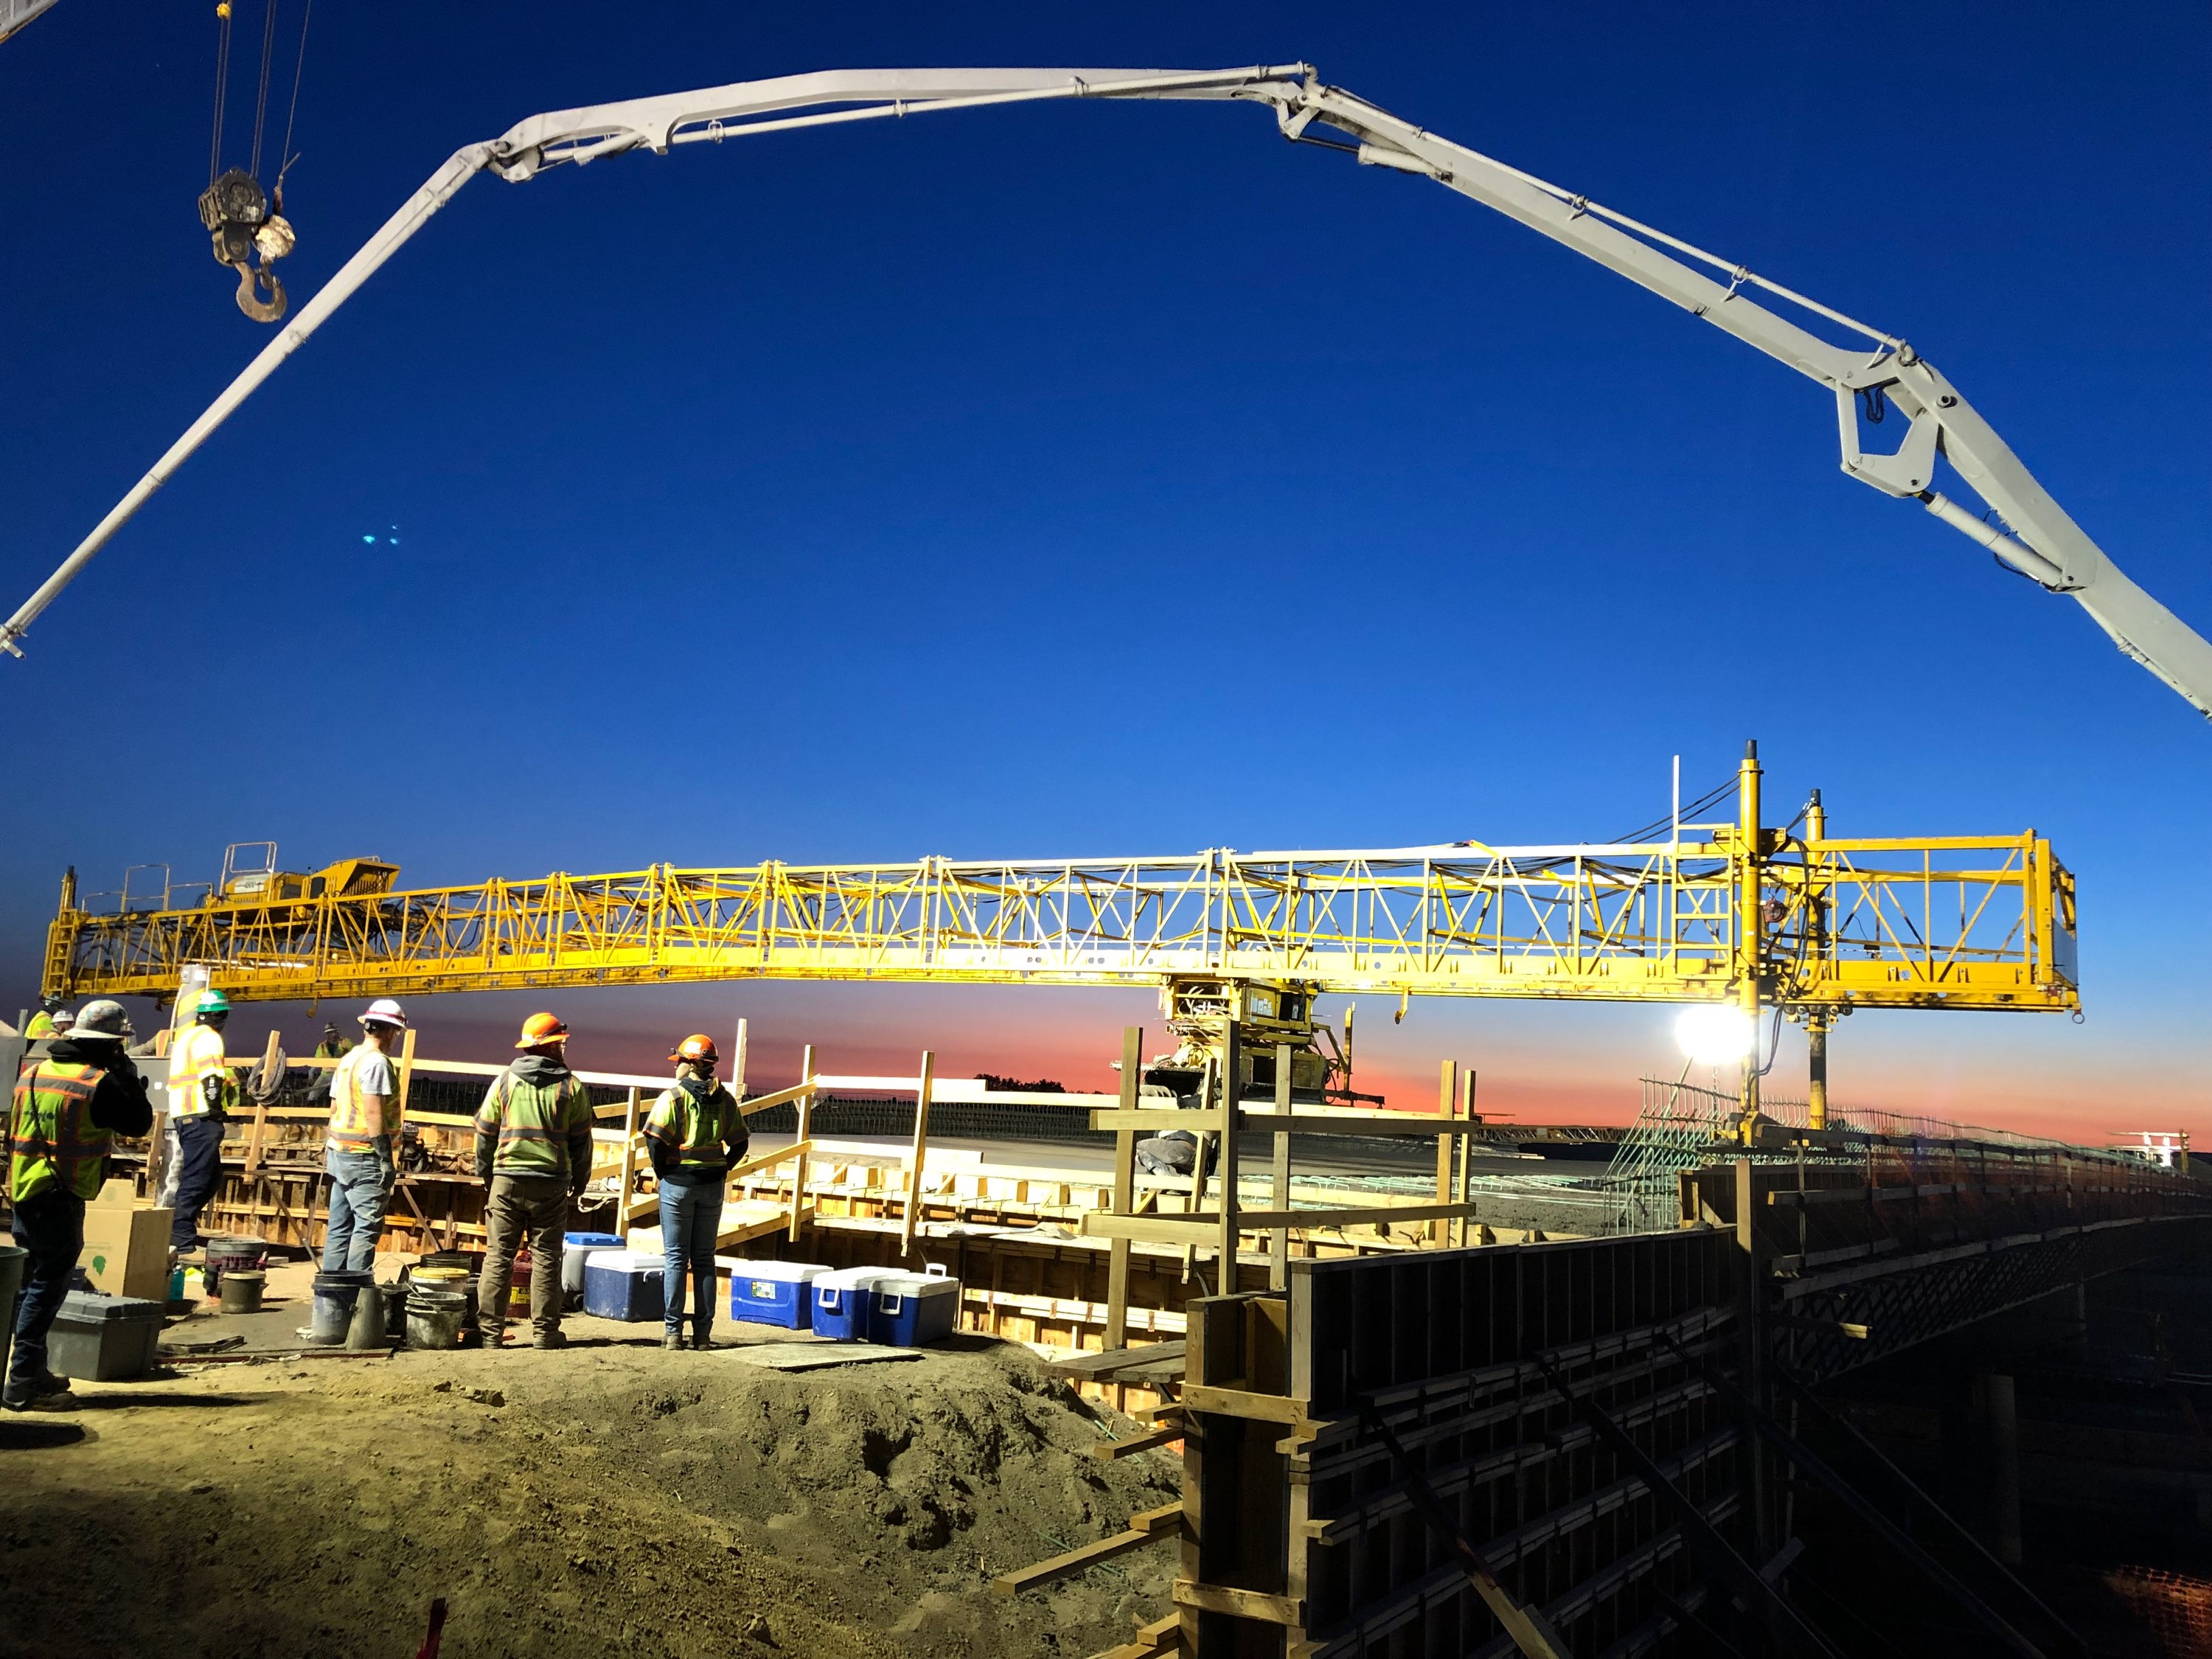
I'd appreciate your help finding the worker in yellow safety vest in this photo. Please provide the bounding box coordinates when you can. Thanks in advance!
[322,999,408,1273]
[645,1034,749,1353]
[473,1012,595,1349]
[165,988,240,1256]
[6,1000,153,1411]
[22,998,65,1040]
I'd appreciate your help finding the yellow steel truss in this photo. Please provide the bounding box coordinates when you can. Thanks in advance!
[44,812,2077,1018]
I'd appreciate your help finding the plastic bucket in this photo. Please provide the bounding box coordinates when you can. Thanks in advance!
[405,1287,468,1351]
[507,1248,534,1318]
[204,1235,268,1296]
[0,1244,26,1388]
[218,1270,265,1314]
[307,1270,374,1346]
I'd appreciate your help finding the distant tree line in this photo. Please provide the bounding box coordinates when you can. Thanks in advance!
[973,1073,1065,1093]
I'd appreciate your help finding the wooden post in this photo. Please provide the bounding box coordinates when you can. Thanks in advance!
[397,1025,418,1120]
[1180,1059,1211,1288]
[1104,1025,1142,1351]
[243,1029,279,1177]
[787,1044,815,1243]
[1270,1041,1293,1290]
[1433,1058,1458,1243]
[613,1087,641,1235]
[726,1016,750,1210]
[901,1049,935,1258]
[1217,1020,1241,1288]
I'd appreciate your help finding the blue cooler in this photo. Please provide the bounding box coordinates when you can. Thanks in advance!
[583,1251,665,1323]
[867,1265,960,1347]
[561,1232,626,1298]
[813,1268,900,1341]
[728,1260,832,1329]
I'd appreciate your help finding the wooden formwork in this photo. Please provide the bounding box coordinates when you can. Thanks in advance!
[1170,1230,1750,1659]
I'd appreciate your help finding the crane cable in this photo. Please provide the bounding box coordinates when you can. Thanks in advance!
[198,0,312,322]
[206,0,232,187]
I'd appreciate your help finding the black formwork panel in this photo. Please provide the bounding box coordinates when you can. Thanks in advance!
[1254,1231,1742,1659]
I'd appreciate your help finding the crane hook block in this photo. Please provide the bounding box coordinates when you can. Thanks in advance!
[196,167,292,323]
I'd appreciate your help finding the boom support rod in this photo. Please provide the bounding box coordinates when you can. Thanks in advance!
[8,64,2205,719]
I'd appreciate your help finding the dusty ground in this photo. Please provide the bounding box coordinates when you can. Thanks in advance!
[0,1290,1180,1659]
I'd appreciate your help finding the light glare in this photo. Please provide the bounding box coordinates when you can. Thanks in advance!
[1675,1005,1756,1066]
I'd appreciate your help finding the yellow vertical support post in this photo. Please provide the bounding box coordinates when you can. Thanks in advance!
[1457,1068,1479,1246]
[1433,1057,1458,1243]
[901,1049,935,1259]
[1804,788,1829,1131]
[787,1043,815,1242]
[1736,740,1764,1138]
[1104,1025,1141,1351]
[1217,1020,1241,1290]
[613,1086,641,1234]
[1270,1041,1293,1290]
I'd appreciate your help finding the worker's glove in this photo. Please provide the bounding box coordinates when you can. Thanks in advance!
[201,1075,225,1110]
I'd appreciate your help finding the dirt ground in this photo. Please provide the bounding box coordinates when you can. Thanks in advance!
[0,1298,1181,1659]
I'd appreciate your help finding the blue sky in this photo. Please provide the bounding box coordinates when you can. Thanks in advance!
[3,1,2205,1140]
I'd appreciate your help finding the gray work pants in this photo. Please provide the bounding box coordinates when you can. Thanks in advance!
[479,1175,570,1339]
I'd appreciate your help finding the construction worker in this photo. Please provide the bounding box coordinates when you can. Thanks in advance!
[305,1021,353,1107]
[21,997,65,1040]
[645,1034,749,1352]
[165,988,239,1256]
[474,1012,594,1349]
[6,1000,153,1411]
[322,999,407,1273]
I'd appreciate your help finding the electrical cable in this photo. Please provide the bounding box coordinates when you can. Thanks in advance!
[248,0,279,181]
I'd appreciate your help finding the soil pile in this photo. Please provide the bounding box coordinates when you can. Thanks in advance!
[0,1335,1179,1659]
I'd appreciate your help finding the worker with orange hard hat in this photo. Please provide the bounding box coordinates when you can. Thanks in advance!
[644,1034,749,1352]
[473,1012,596,1349]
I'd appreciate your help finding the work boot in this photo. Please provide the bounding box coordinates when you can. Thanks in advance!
[532,1329,568,1351]
[480,1321,507,1349]
[691,1325,714,1352]
[662,1330,686,1352]
[3,1380,77,1413]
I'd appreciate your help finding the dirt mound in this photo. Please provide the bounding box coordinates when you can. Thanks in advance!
[0,1335,1180,1659]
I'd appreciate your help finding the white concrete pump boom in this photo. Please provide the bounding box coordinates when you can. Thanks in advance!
[7,63,2210,718]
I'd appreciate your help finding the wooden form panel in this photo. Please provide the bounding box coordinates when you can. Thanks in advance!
[1176,1231,1747,1659]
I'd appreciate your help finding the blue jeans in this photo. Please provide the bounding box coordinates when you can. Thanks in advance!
[323,1146,392,1273]
[10,1190,86,1398]
[170,1115,228,1251]
[658,1180,723,1337]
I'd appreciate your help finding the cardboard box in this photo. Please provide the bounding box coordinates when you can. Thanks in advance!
[80,1186,172,1303]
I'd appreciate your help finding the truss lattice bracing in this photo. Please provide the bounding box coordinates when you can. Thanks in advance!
[45,827,2080,1012]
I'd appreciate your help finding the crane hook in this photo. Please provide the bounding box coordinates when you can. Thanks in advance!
[232,257,287,322]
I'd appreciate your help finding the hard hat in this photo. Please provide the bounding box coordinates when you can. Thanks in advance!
[50,1009,75,1029]
[39,994,65,1013]
[197,988,232,1018]
[358,998,407,1029]
[669,1034,718,1065]
[516,1012,568,1049]
[71,1000,133,1043]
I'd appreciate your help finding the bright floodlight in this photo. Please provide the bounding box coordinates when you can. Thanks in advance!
[1675,1006,1756,1067]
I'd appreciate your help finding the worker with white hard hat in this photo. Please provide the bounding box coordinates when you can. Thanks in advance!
[7,1000,153,1411]
[321,999,408,1273]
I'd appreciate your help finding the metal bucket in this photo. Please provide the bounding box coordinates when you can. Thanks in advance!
[0,1244,26,1386]
[218,1270,265,1314]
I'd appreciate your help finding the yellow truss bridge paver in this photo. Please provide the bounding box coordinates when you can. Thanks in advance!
[46,804,2076,1020]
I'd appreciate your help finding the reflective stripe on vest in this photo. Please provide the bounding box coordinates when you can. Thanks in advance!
[327,1045,401,1150]
[476,1071,590,1180]
[645,1083,738,1169]
[167,1023,239,1119]
[10,1060,111,1203]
